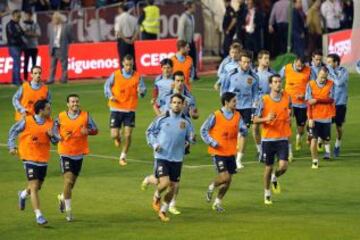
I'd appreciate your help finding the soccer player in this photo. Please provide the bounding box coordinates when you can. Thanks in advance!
[104,54,146,166]
[326,53,349,157]
[201,92,246,211]
[253,50,276,159]
[253,74,291,205]
[214,42,242,95]
[171,40,194,91]
[280,56,311,152]
[222,50,259,169]
[305,66,335,168]
[8,100,58,225]
[12,66,51,121]
[55,94,98,221]
[310,50,325,80]
[146,93,195,222]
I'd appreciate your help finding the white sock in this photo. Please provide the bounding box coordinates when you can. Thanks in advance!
[65,199,71,212]
[120,152,127,160]
[296,134,301,142]
[264,189,271,197]
[236,153,243,163]
[312,159,319,164]
[256,144,261,153]
[160,202,169,213]
[34,209,42,218]
[288,144,293,154]
[20,189,28,199]
[335,139,341,148]
[208,182,215,191]
[318,137,323,144]
[169,199,176,208]
[214,197,221,205]
[60,193,64,200]
[271,174,277,183]
[324,143,330,154]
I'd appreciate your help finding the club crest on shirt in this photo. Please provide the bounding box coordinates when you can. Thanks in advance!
[247,77,253,85]
[179,121,186,129]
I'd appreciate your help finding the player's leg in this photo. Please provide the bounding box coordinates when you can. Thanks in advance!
[252,123,262,161]
[334,105,346,157]
[169,182,181,215]
[262,141,275,204]
[321,123,332,160]
[119,112,135,165]
[310,122,319,169]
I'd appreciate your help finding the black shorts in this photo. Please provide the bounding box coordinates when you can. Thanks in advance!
[333,105,347,127]
[213,155,237,175]
[109,111,135,128]
[293,107,307,127]
[237,108,253,128]
[261,140,289,166]
[309,122,331,141]
[60,156,83,176]
[23,162,47,181]
[154,159,183,182]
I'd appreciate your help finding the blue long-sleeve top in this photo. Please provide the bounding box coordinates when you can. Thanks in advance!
[327,65,349,106]
[8,115,60,154]
[154,74,174,104]
[216,56,239,95]
[12,81,52,113]
[309,62,325,80]
[159,88,196,117]
[104,69,146,112]
[254,67,276,99]
[146,110,195,162]
[53,111,98,160]
[200,107,247,147]
[305,79,335,123]
[222,67,259,109]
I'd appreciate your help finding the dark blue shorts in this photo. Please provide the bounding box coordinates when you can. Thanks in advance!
[333,105,347,127]
[60,156,83,176]
[293,107,307,127]
[261,140,289,166]
[237,108,253,128]
[213,155,237,175]
[23,162,47,181]
[110,111,135,128]
[154,159,183,182]
[309,122,331,141]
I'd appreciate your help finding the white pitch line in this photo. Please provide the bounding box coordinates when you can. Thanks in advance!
[1,143,359,169]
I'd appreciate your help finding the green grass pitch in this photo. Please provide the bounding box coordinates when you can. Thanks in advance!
[0,74,360,240]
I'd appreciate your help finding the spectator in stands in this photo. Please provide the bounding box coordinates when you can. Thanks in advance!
[306,0,322,54]
[235,0,246,46]
[21,10,41,81]
[269,0,290,55]
[321,0,343,33]
[243,0,263,57]
[0,0,8,16]
[221,0,236,58]
[34,0,50,11]
[292,0,306,58]
[178,0,199,80]
[6,9,24,86]
[341,0,353,29]
[114,4,138,68]
[8,0,22,12]
[138,0,160,40]
[47,12,72,84]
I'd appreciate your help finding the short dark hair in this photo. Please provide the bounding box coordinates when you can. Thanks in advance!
[12,9,21,16]
[268,74,281,84]
[221,92,236,106]
[294,55,306,63]
[327,53,341,65]
[123,54,134,62]
[170,93,185,103]
[147,0,155,4]
[173,71,185,79]
[34,100,49,114]
[160,58,173,67]
[31,65,42,73]
[312,49,323,57]
[239,50,251,61]
[318,66,329,73]
[230,42,242,51]
[177,40,188,50]
[119,3,128,11]
[257,50,270,59]
[66,93,80,103]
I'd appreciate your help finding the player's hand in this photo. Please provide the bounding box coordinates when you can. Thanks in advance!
[154,144,161,152]
[109,96,118,102]
[47,129,54,138]
[213,83,220,91]
[9,148,18,155]
[296,95,305,101]
[268,25,274,33]
[308,99,317,105]
[80,128,89,136]
[308,119,315,128]
[21,111,27,119]
[267,112,276,122]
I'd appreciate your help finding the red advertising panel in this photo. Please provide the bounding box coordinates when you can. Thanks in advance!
[134,38,177,75]
[328,29,352,64]
[0,42,119,84]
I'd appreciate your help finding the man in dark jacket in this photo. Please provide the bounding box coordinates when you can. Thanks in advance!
[292,0,306,58]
